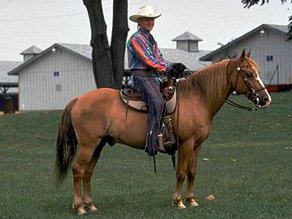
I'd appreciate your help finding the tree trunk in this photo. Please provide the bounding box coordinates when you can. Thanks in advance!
[110,0,129,88]
[83,0,114,88]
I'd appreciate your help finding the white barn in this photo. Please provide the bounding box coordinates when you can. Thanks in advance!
[7,32,210,111]
[200,24,292,92]
[8,44,96,111]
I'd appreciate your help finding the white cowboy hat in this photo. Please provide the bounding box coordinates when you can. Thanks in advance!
[129,5,161,23]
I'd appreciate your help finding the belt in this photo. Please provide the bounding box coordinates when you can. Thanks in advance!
[131,69,158,75]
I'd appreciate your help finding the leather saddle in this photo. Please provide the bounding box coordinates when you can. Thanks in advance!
[119,84,177,115]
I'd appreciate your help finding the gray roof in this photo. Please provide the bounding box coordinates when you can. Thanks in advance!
[200,23,289,61]
[0,61,20,83]
[59,43,92,59]
[161,48,210,70]
[20,45,42,55]
[0,61,20,94]
[268,24,288,33]
[172,31,202,42]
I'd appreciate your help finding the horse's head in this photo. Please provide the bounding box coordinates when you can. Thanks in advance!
[230,49,272,109]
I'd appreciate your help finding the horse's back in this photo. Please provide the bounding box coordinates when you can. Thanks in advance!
[78,87,118,103]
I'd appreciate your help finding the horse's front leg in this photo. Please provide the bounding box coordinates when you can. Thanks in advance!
[186,144,202,207]
[173,140,194,209]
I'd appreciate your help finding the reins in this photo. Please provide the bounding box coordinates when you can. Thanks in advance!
[226,98,258,111]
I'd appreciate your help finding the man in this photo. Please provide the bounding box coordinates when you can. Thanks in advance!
[127,5,186,156]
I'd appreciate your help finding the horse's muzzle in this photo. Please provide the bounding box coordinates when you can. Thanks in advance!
[254,93,272,109]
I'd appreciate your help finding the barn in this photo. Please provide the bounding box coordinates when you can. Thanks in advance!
[8,44,96,111]
[199,24,292,92]
[7,32,210,111]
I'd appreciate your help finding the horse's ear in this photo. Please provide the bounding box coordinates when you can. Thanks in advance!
[246,49,251,58]
[240,49,246,61]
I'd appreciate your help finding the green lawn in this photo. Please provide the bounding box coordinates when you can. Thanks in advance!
[0,91,291,218]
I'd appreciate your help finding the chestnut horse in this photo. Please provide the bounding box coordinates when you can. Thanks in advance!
[55,50,271,214]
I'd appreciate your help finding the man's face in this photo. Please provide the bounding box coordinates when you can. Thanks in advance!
[138,17,155,32]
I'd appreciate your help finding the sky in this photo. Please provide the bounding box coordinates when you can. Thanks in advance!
[0,0,291,61]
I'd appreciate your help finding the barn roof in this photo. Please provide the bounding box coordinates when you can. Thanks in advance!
[160,48,210,70]
[0,61,20,83]
[59,43,92,59]
[199,24,289,61]
[0,61,21,94]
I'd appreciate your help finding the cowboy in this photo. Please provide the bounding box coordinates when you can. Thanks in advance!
[127,5,186,156]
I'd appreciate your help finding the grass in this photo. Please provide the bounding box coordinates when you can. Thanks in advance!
[0,91,291,218]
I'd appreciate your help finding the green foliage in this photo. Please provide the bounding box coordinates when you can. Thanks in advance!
[0,91,291,218]
[242,0,290,8]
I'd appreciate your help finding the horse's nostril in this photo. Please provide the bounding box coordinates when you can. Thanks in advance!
[260,95,272,107]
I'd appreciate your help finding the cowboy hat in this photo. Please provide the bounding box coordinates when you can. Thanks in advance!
[129,5,161,23]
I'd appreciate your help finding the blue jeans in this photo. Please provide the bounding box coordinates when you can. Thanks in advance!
[132,70,165,156]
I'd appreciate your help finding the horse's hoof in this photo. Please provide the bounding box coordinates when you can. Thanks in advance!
[72,203,87,215]
[77,208,87,215]
[187,198,199,207]
[87,203,98,212]
[173,199,186,209]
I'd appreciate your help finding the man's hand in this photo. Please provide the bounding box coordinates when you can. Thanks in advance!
[172,63,187,73]
[168,63,187,78]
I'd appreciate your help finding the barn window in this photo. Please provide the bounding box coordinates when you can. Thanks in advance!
[266,56,273,62]
[53,71,59,77]
[55,84,62,92]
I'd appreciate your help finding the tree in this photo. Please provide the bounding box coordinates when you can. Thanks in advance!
[85,0,292,88]
[83,0,128,89]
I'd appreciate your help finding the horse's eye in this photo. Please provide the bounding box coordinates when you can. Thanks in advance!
[246,73,254,79]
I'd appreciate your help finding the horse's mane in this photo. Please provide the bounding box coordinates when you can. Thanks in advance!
[177,59,230,101]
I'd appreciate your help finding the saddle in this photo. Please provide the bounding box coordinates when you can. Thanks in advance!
[119,80,177,154]
[119,82,177,114]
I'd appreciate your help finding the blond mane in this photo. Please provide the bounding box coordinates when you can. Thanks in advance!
[177,59,230,102]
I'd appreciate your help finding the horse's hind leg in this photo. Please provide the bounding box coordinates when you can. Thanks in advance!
[186,144,202,207]
[72,141,103,215]
[83,141,106,212]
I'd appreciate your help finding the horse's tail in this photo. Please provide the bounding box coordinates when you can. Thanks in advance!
[55,98,78,185]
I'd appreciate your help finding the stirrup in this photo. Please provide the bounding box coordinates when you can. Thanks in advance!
[157,133,165,152]
[162,116,176,145]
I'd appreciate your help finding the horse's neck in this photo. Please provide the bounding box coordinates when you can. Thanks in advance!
[181,60,233,116]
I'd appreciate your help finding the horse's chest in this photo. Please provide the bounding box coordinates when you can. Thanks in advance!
[194,124,211,144]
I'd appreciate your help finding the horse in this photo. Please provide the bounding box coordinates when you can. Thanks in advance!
[55,50,271,214]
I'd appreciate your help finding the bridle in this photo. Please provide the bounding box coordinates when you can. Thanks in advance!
[226,62,267,111]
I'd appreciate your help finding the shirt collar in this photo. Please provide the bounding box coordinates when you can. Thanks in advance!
[139,28,151,39]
